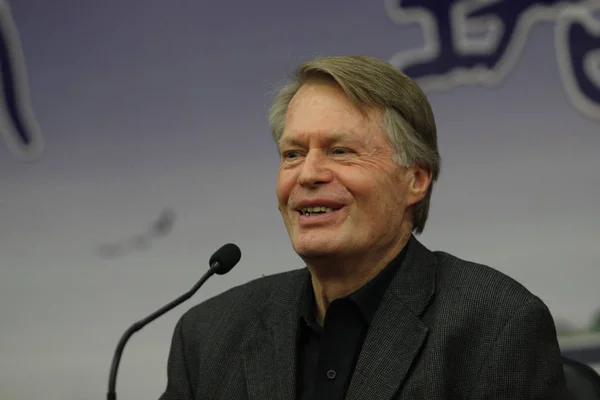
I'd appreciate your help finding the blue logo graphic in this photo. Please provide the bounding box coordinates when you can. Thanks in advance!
[385,0,600,121]
[0,0,43,161]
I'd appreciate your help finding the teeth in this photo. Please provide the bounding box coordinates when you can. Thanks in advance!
[300,206,334,215]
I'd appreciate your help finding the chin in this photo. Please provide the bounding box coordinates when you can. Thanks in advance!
[292,237,342,259]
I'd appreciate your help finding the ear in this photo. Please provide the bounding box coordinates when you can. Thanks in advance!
[406,165,432,207]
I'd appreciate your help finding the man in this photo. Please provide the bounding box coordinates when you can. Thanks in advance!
[160,56,567,399]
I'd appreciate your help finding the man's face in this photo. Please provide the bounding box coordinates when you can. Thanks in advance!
[276,79,427,261]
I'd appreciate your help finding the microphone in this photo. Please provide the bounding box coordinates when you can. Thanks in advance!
[106,243,242,400]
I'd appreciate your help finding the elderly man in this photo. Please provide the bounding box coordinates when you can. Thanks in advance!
[160,56,567,399]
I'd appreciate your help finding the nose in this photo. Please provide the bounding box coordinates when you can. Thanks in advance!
[297,150,333,187]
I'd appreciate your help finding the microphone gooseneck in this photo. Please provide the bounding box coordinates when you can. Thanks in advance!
[107,243,241,400]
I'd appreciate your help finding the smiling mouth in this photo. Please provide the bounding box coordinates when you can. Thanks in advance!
[297,206,342,216]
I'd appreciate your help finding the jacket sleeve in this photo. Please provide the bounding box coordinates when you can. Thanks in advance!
[468,296,570,399]
[158,315,197,400]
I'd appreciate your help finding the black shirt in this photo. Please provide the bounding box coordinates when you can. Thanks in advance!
[296,246,408,400]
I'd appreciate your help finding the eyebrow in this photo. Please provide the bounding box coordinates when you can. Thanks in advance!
[278,131,357,148]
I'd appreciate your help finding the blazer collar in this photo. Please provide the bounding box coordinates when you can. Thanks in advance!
[242,235,437,400]
[242,268,308,400]
[387,235,437,316]
[345,235,437,400]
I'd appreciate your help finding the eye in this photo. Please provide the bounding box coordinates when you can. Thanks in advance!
[331,147,351,155]
[282,150,301,159]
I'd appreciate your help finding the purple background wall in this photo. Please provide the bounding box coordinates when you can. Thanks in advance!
[1,1,599,398]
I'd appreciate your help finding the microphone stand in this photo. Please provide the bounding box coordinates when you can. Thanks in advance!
[107,264,219,400]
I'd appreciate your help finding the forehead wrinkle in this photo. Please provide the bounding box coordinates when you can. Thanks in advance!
[279,130,360,148]
[281,84,385,150]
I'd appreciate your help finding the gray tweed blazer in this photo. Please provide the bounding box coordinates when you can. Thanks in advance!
[159,236,568,399]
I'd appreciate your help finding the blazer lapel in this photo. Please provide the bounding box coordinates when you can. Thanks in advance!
[242,269,309,400]
[346,236,437,400]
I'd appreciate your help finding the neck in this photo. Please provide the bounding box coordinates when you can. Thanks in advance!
[306,229,411,323]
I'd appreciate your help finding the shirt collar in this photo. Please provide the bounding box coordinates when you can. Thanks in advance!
[299,243,409,330]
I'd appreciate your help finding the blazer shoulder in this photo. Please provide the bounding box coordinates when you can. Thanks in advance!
[177,268,305,332]
[432,250,545,314]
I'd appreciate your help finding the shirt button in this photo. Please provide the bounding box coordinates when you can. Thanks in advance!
[327,369,337,380]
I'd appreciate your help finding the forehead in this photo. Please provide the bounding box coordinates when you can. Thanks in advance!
[280,80,383,145]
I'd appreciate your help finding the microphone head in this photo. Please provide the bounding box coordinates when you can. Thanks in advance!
[209,243,241,275]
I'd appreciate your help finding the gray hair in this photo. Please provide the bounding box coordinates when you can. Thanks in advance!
[269,55,441,234]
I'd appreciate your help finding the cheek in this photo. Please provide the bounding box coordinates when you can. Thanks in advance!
[276,170,296,204]
[355,176,407,215]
